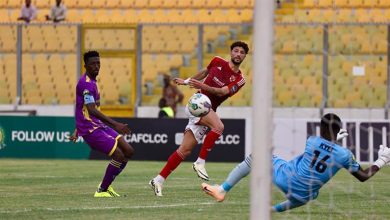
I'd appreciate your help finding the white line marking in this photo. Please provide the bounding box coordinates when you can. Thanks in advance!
[0,202,235,214]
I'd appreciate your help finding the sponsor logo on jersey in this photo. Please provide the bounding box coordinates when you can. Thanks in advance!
[212,76,225,87]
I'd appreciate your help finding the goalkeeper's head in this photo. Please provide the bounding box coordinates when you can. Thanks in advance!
[320,113,342,142]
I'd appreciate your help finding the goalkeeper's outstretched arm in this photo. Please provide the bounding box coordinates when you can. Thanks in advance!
[351,145,390,182]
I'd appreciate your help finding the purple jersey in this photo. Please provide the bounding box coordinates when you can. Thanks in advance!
[75,73,105,136]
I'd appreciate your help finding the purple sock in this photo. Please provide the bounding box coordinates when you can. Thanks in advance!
[100,160,126,191]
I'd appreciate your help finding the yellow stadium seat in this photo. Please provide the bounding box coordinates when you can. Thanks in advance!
[349,0,364,7]
[379,0,390,7]
[25,96,44,105]
[149,0,164,8]
[65,10,80,22]
[36,0,51,8]
[162,0,179,8]
[0,9,10,23]
[361,41,376,53]
[305,9,323,23]
[355,9,372,22]
[362,0,380,8]
[334,0,349,7]
[134,0,150,8]
[105,0,121,7]
[0,25,17,52]
[192,0,207,8]
[319,0,334,8]
[370,9,386,23]
[5,0,23,8]
[221,0,238,7]
[65,0,78,7]
[302,0,317,8]
[91,0,107,8]
[81,10,97,23]
[336,9,353,22]
[77,0,93,8]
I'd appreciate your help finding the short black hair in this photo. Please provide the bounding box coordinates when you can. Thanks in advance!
[83,51,99,64]
[320,113,341,140]
[230,41,249,54]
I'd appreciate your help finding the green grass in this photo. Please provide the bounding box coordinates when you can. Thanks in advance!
[0,159,390,219]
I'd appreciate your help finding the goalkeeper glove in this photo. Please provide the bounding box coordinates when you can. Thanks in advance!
[337,129,348,141]
[374,145,390,168]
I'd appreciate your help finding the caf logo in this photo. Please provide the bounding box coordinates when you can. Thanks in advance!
[0,127,5,150]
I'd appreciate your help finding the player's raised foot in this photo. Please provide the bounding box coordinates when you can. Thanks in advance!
[149,179,163,196]
[193,162,209,181]
[94,190,115,198]
[107,185,120,197]
[201,183,225,202]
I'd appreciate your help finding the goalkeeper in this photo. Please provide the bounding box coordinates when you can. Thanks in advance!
[201,113,390,212]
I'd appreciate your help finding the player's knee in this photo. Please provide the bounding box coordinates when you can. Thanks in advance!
[178,148,191,157]
[213,122,224,133]
[124,144,134,159]
[111,149,127,163]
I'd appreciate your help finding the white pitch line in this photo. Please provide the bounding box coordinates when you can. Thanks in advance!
[0,201,239,214]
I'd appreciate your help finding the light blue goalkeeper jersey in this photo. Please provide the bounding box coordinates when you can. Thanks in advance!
[273,136,360,202]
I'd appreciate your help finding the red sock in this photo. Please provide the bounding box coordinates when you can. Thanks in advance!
[199,129,222,160]
[159,150,185,179]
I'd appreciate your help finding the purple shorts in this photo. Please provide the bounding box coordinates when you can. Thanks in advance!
[82,127,121,156]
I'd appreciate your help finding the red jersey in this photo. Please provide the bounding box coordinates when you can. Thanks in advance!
[201,56,245,111]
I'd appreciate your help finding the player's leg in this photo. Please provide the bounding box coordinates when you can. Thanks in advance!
[99,136,134,197]
[272,198,307,212]
[114,136,135,177]
[193,110,224,180]
[99,146,127,197]
[83,127,128,197]
[149,130,198,196]
[196,110,224,162]
[202,154,252,202]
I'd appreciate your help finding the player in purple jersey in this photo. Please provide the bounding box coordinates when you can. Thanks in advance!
[69,51,134,198]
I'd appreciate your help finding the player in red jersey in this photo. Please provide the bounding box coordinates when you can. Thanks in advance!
[149,41,249,196]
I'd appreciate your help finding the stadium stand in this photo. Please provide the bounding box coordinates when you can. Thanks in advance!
[0,0,388,109]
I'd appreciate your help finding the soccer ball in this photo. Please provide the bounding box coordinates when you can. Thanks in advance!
[187,93,212,117]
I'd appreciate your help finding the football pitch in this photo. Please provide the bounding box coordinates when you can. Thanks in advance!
[1,159,390,220]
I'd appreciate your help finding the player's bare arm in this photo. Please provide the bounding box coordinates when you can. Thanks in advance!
[69,128,78,142]
[188,78,229,97]
[85,103,131,135]
[351,144,390,182]
[351,166,380,182]
[173,69,208,85]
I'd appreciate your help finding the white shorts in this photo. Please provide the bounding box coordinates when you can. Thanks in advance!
[184,106,209,144]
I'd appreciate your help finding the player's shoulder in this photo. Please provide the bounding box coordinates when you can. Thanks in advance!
[306,135,319,144]
[211,56,228,63]
[77,74,94,89]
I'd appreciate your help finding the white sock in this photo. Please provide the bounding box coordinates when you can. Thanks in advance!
[154,175,165,184]
[218,185,226,193]
[195,158,205,164]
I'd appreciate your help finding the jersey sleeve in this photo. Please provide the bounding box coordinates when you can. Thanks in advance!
[227,75,246,96]
[78,82,96,105]
[343,150,360,173]
[206,56,224,71]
